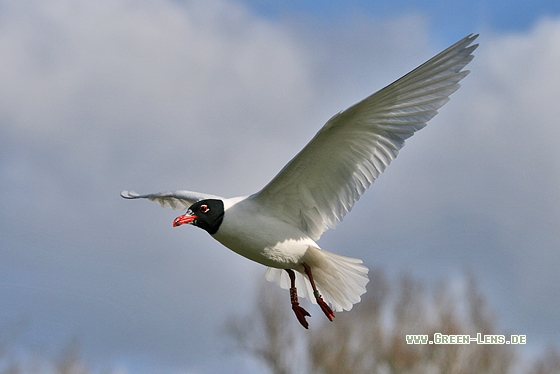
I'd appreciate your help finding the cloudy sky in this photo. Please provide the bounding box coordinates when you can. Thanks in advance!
[1,0,560,372]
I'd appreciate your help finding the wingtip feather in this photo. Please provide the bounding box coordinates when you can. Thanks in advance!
[121,190,139,199]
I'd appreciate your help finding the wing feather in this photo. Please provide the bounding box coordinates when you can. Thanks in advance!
[251,34,478,240]
[120,190,222,210]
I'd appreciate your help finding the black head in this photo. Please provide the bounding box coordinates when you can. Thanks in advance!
[173,199,224,235]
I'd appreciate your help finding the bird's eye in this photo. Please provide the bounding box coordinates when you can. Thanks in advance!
[199,205,209,213]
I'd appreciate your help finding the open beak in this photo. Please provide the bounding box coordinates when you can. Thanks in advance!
[173,213,197,227]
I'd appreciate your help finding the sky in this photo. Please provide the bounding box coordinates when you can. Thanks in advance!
[1,0,560,372]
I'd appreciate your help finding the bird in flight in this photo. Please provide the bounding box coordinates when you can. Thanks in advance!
[122,34,478,328]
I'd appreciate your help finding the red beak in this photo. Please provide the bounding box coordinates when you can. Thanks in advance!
[173,214,197,227]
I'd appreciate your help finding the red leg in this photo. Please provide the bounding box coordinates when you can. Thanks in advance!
[285,269,311,329]
[302,262,335,321]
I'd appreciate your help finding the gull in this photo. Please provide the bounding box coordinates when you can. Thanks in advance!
[122,34,478,328]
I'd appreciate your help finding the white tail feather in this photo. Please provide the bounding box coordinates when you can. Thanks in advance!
[265,248,369,312]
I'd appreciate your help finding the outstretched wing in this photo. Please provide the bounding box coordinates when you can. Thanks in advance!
[251,34,478,240]
[121,190,223,210]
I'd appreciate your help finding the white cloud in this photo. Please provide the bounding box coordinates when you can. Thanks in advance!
[0,0,315,196]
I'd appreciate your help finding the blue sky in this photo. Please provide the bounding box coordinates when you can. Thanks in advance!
[1,0,560,373]
[243,0,560,36]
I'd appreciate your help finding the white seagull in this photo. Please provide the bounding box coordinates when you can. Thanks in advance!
[122,34,478,328]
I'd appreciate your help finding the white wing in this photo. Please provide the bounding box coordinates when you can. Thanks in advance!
[120,190,223,210]
[251,34,478,241]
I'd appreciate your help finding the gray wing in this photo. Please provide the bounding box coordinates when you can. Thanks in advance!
[120,190,223,210]
[251,34,478,240]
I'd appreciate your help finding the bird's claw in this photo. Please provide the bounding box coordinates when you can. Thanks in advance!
[316,296,335,321]
[291,303,311,329]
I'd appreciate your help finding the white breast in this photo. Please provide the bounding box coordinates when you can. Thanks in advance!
[212,197,319,268]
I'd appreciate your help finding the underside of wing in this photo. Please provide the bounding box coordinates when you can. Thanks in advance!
[251,34,478,240]
[120,190,223,210]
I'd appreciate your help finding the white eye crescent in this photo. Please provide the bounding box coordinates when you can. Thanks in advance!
[200,205,209,213]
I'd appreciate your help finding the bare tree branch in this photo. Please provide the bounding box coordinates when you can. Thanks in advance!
[226,268,557,374]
